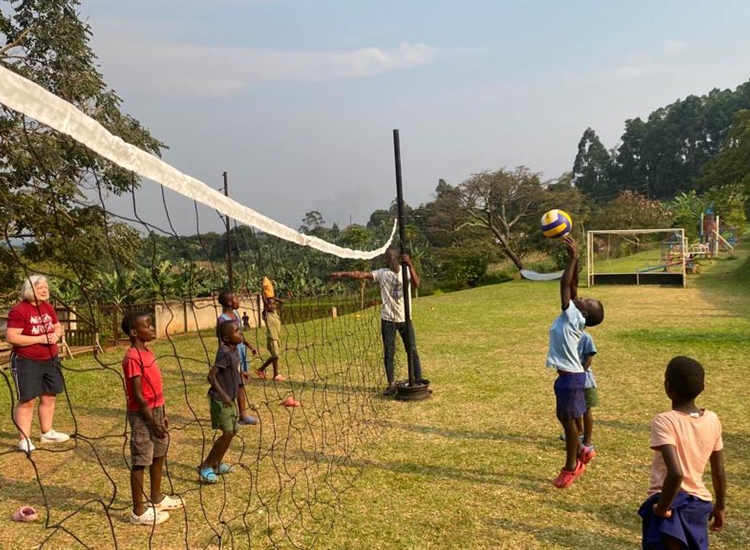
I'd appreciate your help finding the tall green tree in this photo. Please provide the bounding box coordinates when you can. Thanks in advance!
[0,0,164,294]
[573,127,614,202]
[698,110,750,197]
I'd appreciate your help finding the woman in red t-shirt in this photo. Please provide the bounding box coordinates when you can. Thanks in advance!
[6,275,70,453]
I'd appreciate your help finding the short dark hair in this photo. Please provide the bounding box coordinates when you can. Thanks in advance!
[585,300,604,327]
[666,356,705,402]
[121,312,149,336]
[218,290,234,307]
[218,319,238,340]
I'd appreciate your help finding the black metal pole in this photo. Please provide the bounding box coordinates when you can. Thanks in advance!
[223,171,234,292]
[393,129,415,386]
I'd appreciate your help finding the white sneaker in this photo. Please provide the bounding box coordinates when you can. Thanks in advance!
[18,439,36,453]
[129,506,169,526]
[154,495,184,512]
[40,429,70,444]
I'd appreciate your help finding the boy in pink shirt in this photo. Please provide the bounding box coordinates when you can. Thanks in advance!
[639,356,726,550]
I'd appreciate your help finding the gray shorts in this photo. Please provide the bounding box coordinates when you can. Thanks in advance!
[128,407,168,467]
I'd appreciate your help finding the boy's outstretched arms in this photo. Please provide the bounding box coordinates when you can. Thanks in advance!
[330,271,374,280]
[709,449,727,531]
[560,236,579,310]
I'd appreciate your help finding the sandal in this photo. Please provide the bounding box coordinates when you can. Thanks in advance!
[578,445,596,465]
[215,463,233,475]
[552,460,586,489]
[253,368,267,380]
[199,466,218,484]
[12,506,38,522]
[280,396,301,408]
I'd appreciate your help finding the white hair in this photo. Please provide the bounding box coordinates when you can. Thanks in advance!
[20,274,49,302]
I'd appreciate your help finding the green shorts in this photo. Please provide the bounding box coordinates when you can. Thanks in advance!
[584,387,599,409]
[267,338,280,359]
[210,398,237,433]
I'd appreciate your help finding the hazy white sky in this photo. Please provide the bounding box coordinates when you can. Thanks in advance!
[77,1,750,234]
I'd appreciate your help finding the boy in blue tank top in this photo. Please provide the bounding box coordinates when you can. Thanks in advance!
[546,236,604,488]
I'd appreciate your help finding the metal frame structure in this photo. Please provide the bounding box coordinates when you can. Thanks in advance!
[586,228,687,288]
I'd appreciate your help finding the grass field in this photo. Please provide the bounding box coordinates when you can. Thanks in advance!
[2,244,750,549]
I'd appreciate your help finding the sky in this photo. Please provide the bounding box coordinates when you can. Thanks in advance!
[74,0,750,235]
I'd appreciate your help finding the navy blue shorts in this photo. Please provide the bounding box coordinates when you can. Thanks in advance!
[639,492,713,550]
[554,372,586,422]
[11,353,65,403]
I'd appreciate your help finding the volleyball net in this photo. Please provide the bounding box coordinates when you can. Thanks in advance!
[0,63,399,549]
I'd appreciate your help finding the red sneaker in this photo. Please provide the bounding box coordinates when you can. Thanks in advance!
[552,460,586,489]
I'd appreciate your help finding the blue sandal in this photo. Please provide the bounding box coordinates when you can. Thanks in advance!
[199,466,218,484]
[215,463,233,475]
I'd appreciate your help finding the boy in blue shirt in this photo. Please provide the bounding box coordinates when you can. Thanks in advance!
[547,236,604,489]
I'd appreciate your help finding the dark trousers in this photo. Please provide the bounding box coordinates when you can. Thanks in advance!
[381,320,422,384]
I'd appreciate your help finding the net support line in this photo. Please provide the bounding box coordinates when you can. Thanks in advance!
[0,64,396,259]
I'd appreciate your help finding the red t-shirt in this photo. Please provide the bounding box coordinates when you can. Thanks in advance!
[6,301,59,360]
[121,347,165,412]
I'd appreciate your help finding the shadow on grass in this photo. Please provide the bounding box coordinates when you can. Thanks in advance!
[381,420,556,447]
[350,456,550,493]
[492,515,638,549]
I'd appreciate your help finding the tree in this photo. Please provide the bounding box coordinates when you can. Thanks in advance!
[0,0,164,295]
[589,191,672,231]
[698,110,750,197]
[458,167,546,271]
[573,127,614,202]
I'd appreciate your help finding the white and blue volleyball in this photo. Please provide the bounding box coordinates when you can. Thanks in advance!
[541,209,573,239]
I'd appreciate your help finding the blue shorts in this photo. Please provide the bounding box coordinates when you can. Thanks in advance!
[554,372,586,422]
[638,492,713,550]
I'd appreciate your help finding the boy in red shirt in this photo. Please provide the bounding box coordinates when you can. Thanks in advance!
[121,313,184,526]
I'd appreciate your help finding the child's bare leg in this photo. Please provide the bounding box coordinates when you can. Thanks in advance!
[258,357,273,373]
[664,536,682,550]
[560,418,579,470]
[582,408,593,446]
[575,417,583,439]
[237,388,248,418]
[150,455,164,503]
[201,431,235,470]
[272,358,279,379]
[131,466,147,516]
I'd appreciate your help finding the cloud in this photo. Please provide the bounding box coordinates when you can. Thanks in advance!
[90,18,437,98]
[663,39,688,55]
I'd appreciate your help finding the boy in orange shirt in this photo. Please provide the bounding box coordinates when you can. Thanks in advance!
[639,356,726,549]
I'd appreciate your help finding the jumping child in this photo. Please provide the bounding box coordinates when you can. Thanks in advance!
[199,320,244,483]
[638,356,726,550]
[217,290,258,425]
[546,235,604,489]
[121,313,184,525]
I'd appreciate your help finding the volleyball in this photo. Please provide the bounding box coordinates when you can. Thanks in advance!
[541,209,573,238]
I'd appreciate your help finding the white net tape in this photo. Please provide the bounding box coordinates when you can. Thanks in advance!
[0,64,396,259]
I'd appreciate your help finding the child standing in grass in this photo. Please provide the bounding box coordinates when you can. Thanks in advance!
[217,290,258,426]
[199,320,244,484]
[121,313,184,525]
[546,236,604,489]
[578,329,598,450]
[639,356,726,550]
[255,277,284,381]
